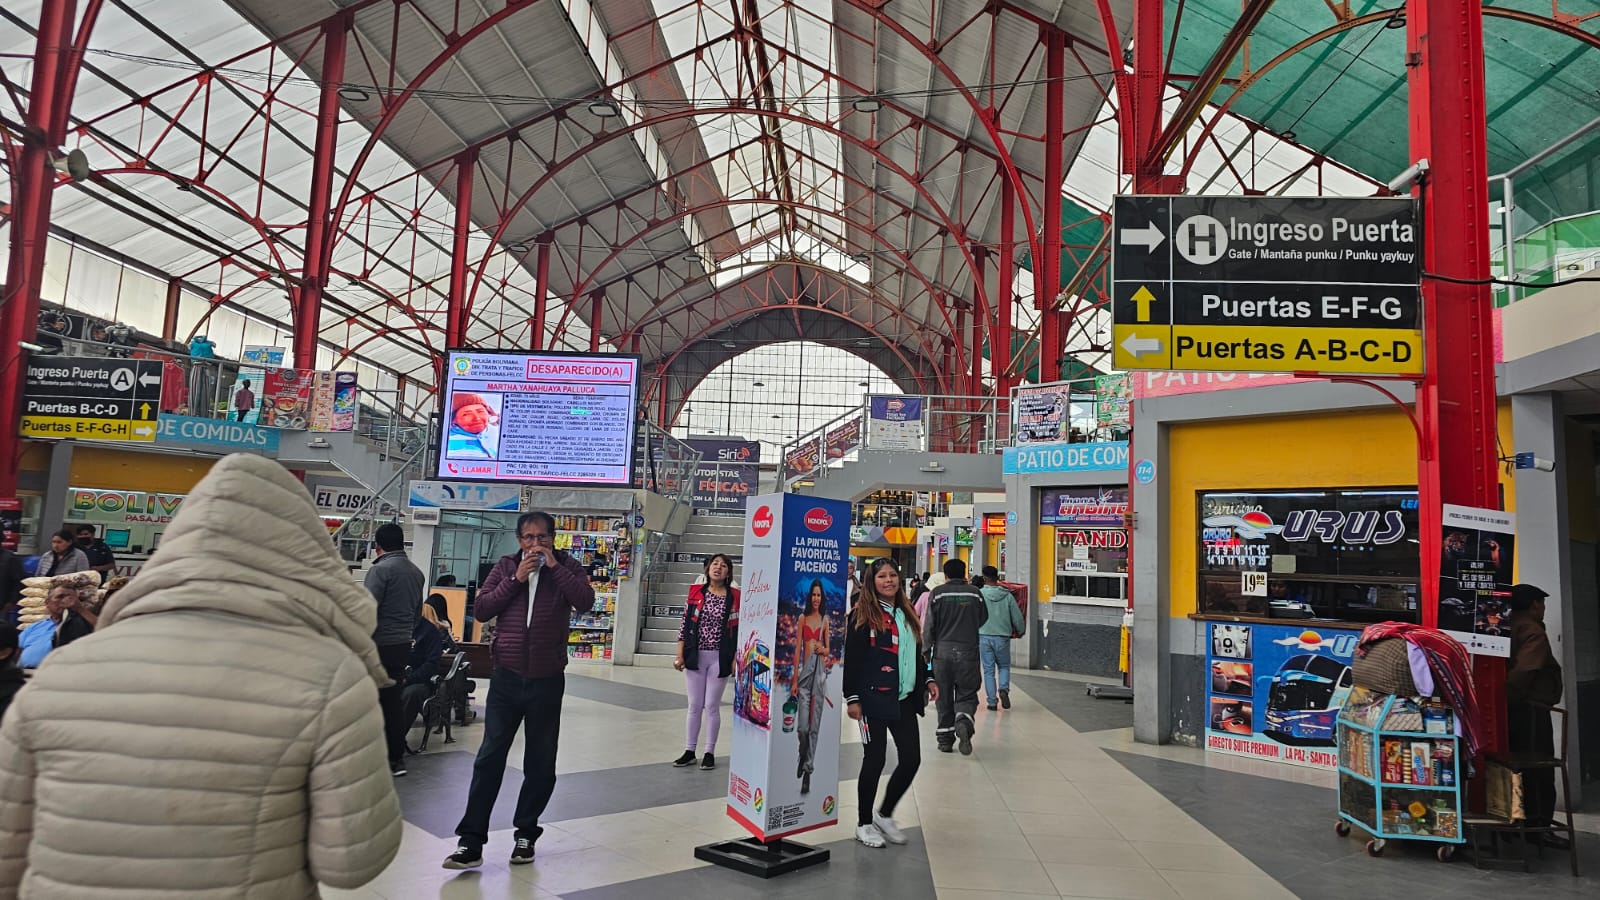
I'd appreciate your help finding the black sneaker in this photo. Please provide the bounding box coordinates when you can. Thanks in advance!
[390,760,408,777]
[937,743,954,754]
[700,752,716,770]
[956,716,974,755]
[510,836,536,865]
[442,844,482,870]
[986,702,998,711]
[1000,689,1012,709]
[672,750,697,767]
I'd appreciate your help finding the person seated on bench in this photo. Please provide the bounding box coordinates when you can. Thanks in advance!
[402,605,448,737]
[426,593,459,652]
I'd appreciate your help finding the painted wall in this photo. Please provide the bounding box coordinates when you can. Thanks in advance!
[1166,404,1517,619]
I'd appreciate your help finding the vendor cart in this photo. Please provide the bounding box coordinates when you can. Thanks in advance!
[1335,686,1467,861]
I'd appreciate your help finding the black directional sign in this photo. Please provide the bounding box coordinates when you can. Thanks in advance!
[20,357,164,442]
[1111,196,1422,375]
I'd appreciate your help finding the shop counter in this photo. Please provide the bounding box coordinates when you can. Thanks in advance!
[1195,614,1368,769]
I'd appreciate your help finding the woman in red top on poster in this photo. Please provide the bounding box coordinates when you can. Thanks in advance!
[788,579,831,795]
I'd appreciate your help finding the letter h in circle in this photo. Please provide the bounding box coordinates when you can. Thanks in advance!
[1185,221,1219,258]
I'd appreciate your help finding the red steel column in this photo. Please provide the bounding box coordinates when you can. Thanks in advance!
[292,16,350,370]
[532,236,552,350]
[446,151,477,350]
[589,291,603,352]
[1038,27,1066,384]
[997,169,1016,400]
[970,248,987,398]
[161,278,183,342]
[1409,0,1504,753]
[0,0,79,496]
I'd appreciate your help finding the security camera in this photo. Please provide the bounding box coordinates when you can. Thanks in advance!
[1513,452,1556,473]
[1387,159,1430,194]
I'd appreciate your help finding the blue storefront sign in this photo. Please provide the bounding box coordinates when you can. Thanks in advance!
[1002,440,1129,475]
[156,414,280,454]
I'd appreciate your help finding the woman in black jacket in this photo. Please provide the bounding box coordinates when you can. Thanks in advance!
[844,558,938,849]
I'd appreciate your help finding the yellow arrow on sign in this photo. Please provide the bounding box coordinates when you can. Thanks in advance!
[1132,285,1157,323]
[139,402,152,419]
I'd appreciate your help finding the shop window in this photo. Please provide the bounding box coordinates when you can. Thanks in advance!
[1197,488,1420,623]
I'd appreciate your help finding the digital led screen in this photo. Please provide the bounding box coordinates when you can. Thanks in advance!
[435,350,641,487]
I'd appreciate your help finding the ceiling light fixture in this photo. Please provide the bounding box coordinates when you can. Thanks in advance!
[507,242,530,255]
[752,381,765,387]
[338,86,371,102]
[858,380,870,387]
[850,252,871,264]
[1384,12,1406,28]
[588,99,621,118]
[852,96,884,114]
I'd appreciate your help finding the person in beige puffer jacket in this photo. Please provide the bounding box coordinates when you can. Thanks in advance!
[0,454,402,899]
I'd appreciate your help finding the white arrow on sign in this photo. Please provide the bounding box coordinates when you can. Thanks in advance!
[1119,223,1165,252]
[132,424,155,438]
[138,371,161,388]
[1121,333,1164,359]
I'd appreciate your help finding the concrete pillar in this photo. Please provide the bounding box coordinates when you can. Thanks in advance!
[1511,392,1582,807]
[1131,407,1171,744]
[42,442,75,537]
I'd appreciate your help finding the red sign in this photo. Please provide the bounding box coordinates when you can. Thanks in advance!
[1058,529,1128,549]
[0,498,21,551]
[983,513,1007,536]
[752,505,774,537]
[804,508,833,532]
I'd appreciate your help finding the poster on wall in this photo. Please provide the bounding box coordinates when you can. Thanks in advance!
[1013,382,1073,444]
[261,368,314,429]
[310,371,360,432]
[685,438,760,512]
[1205,620,1362,769]
[241,346,286,366]
[1095,374,1131,428]
[1040,487,1128,527]
[865,396,923,451]
[0,498,21,551]
[824,416,863,460]
[1437,504,1516,657]
[728,494,850,841]
[783,440,822,481]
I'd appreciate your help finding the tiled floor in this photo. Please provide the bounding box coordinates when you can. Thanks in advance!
[325,665,1599,899]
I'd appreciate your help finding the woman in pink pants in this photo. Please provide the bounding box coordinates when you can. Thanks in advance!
[672,554,740,770]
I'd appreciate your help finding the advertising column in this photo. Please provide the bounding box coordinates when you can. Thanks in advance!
[724,493,851,853]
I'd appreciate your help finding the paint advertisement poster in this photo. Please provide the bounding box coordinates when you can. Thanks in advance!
[1204,621,1362,769]
[1438,504,1516,657]
[1013,382,1073,444]
[685,438,760,512]
[1095,373,1131,428]
[865,396,923,451]
[783,439,822,481]
[0,498,21,551]
[728,493,850,841]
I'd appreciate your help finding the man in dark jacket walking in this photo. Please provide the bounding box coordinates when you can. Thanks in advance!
[924,558,988,755]
[444,511,595,871]
[364,523,425,776]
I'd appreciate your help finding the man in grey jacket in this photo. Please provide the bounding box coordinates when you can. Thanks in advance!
[924,558,988,755]
[365,522,425,775]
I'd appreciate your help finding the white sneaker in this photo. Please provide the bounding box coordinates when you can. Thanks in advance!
[855,824,887,848]
[872,814,907,845]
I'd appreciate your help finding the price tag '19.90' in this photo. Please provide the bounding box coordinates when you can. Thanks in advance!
[1241,571,1268,597]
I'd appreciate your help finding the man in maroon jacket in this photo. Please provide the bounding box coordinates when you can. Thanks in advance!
[443,511,596,870]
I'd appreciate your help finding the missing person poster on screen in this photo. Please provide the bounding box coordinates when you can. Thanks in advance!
[436,350,641,486]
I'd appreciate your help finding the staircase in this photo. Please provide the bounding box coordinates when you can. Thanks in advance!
[635,512,747,666]
[792,449,1004,502]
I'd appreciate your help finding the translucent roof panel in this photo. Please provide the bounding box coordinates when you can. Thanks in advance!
[649,0,845,267]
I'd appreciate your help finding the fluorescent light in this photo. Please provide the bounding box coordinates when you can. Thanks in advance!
[588,99,621,118]
[852,96,883,114]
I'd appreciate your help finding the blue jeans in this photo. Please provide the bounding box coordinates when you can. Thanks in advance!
[455,669,565,847]
[979,635,1011,703]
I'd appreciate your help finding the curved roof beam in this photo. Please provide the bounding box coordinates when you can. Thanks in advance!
[560,197,965,353]
[463,106,991,374]
[645,304,935,409]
